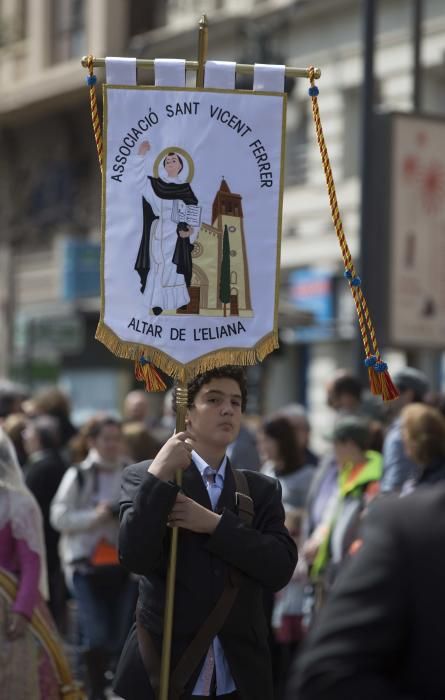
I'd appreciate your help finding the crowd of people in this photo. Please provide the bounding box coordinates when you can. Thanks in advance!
[0,364,444,699]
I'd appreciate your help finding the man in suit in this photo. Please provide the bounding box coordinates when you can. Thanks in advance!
[289,484,445,700]
[114,366,298,700]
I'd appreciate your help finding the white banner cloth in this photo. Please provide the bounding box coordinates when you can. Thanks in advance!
[204,61,236,89]
[253,64,285,92]
[105,57,136,86]
[154,59,186,87]
[101,85,286,370]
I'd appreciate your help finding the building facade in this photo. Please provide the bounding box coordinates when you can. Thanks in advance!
[1,0,445,431]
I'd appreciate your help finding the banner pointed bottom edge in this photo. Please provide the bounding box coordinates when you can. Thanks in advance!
[95,321,279,384]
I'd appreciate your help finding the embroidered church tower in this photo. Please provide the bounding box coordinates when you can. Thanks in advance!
[186,179,252,317]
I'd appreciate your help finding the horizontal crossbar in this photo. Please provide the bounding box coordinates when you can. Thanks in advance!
[81,56,321,80]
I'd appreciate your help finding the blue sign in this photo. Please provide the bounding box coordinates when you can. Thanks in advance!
[62,239,101,300]
[288,268,333,341]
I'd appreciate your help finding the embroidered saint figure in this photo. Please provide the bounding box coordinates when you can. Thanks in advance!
[132,141,199,315]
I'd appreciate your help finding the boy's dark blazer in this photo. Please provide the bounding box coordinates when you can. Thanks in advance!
[113,458,298,700]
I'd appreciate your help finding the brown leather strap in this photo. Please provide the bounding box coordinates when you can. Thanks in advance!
[232,469,254,526]
[137,579,242,700]
[170,570,242,698]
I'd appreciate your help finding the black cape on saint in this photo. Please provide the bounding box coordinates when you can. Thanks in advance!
[134,177,198,294]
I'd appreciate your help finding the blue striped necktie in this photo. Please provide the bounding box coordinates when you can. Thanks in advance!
[204,467,222,511]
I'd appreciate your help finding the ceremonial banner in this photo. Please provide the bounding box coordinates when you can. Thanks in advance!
[97,84,286,380]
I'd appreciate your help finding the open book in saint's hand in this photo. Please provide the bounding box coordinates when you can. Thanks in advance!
[171,200,202,227]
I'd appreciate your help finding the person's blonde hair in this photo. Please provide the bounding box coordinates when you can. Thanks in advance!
[122,421,160,463]
[401,403,445,466]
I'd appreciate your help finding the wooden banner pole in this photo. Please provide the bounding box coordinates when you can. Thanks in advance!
[159,20,209,700]
[159,385,188,700]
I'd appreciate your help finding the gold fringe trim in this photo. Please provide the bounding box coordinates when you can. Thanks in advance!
[95,320,278,384]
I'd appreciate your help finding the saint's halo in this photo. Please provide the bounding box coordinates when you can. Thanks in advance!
[153,146,194,182]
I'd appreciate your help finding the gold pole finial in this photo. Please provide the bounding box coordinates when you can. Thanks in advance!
[197,15,209,88]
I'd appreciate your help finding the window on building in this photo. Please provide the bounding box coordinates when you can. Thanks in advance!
[0,0,27,44]
[343,81,381,179]
[129,0,167,36]
[167,0,224,23]
[285,100,308,186]
[52,0,86,63]
[230,271,237,285]
[342,86,361,179]
[421,66,445,114]
[17,0,27,39]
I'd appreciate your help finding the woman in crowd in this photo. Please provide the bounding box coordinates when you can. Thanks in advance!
[0,429,82,699]
[51,415,136,700]
[260,415,315,698]
[401,403,445,489]
[260,415,315,509]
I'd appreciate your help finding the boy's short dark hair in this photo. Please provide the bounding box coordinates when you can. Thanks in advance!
[173,366,247,413]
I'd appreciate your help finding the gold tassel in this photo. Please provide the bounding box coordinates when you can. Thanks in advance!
[379,369,400,401]
[368,367,381,396]
[308,66,400,403]
[373,360,400,402]
[135,358,167,392]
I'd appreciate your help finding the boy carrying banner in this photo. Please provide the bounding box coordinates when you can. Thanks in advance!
[113,366,298,700]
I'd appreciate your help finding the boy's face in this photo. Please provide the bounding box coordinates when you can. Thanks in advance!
[186,377,243,451]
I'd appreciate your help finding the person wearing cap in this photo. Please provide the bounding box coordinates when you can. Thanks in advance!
[303,371,367,546]
[380,367,429,493]
[303,416,382,603]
